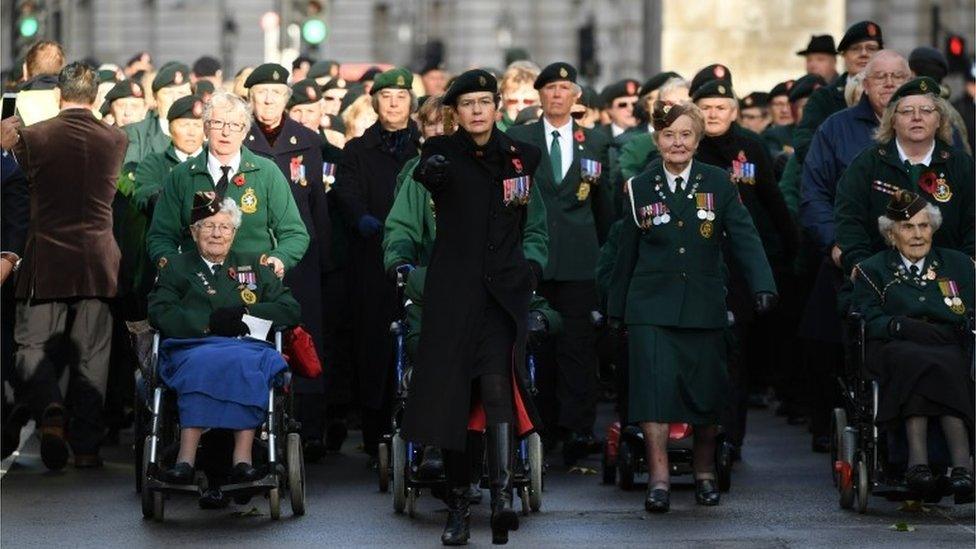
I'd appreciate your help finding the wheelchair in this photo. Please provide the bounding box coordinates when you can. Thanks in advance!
[831,312,972,513]
[133,329,306,521]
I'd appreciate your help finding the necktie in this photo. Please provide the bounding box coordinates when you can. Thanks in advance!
[904,159,924,187]
[212,263,222,276]
[674,175,685,194]
[909,264,919,277]
[550,130,563,183]
[215,165,231,198]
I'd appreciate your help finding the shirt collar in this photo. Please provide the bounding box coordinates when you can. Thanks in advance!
[175,146,202,162]
[899,253,926,273]
[200,256,219,273]
[543,116,573,138]
[895,139,935,167]
[610,123,625,137]
[207,151,242,177]
[664,161,693,191]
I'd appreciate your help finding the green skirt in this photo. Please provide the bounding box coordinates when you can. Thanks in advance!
[628,325,729,425]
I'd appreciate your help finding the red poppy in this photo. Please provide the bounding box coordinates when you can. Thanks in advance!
[574,129,585,143]
[512,158,523,173]
[917,171,937,195]
[233,173,246,187]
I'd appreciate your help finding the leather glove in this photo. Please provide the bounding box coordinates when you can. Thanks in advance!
[754,292,778,314]
[888,316,954,344]
[418,154,450,183]
[357,214,383,237]
[209,306,249,337]
[389,262,415,282]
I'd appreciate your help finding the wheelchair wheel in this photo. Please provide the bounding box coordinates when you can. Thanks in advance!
[527,433,543,512]
[601,449,617,485]
[854,454,869,514]
[716,441,733,493]
[830,408,847,486]
[617,438,635,491]
[392,434,407,514]
[287,433,306,516]
[377,442,390,493]
[406,487,417,518]
[153,491,165,521]
[141,437,154,519]
[269,487,281,520]
[518,485,530,516]
[134,386,145,494]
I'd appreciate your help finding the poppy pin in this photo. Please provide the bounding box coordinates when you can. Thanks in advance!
[233,173,246,187]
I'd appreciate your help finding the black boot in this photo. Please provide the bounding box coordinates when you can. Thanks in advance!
[487,423,519,545]
[441,487,470,546]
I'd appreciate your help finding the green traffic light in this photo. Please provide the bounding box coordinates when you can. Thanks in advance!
[302,18,327,44]
[20,16,39,38]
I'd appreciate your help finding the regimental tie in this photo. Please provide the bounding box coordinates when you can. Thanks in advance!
[673,175,685,194]
[215,166,231,198]
[550,130,562,183]
[212,263,222,276]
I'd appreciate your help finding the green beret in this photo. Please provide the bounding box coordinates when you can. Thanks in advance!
[308,59,340,80]
[98,69,118,84]
[638,71,681,97]
[371,67,413,95]
[442,69,497,106]
[288,79,322,108]
[788,74,827,103]
[194,80,215,95]
[534,62,577,89]
[152,62,190,92]
[167,94,205,121]
[691,79,734,102]
[600,79,640,107]
[244,63,290,88]
[579,86,600,109]
[888,77,941,105]
[689,64,732,96]
[739,92,769,109]
[100,80,146,115]
[322,77,348,92]
[837,20,882,52]
[768,80,795,99]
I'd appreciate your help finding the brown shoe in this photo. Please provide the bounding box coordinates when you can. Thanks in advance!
[39,405,69,471]
[73,454,104,469]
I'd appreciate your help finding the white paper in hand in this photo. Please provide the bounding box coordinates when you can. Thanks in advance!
[242,314,272,341]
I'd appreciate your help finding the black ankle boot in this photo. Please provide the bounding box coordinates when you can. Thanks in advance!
[441,487,470,546]
[487,423,519,545]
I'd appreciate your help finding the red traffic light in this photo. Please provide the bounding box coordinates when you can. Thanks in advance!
[947,35,965,57]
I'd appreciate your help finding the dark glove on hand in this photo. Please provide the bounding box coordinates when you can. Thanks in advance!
[888,316,953,344]
[390,262,415,282]
[357,214,383,237]
[419,154,450,182]
[209,306,249,337]
[754,292,778,314]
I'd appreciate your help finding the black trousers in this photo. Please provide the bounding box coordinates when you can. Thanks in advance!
[536,280,599,435]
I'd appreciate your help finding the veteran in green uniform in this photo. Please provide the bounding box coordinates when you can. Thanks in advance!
[147,91,309,274]
[608,101,776,513]
[835,77,975,275]
[133,95,206,215]
[122,62,193,165]
[100,79,149,128]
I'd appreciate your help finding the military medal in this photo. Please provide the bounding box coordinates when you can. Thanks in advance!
[938,279,965,314]
[932,176,952,202]
[695,192,715,221]
[322,162,337,191]
[700,220,714,238]
[731,152,755,185]
[290,156,307,186]
[235,266,258,290]
[240,187,258,214]
[502,175,532,207]
[578,158,603,202]
[196,272,217,295]
[241,288,257,305]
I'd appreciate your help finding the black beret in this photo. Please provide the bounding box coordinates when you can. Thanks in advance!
[689,64,732,96]
[788,74,827,102]
[340,85,365,112]
[288,78,322,107]
[691,79,734,102]
[190,191,221,225]
[308,59,340,80]
[99,80,146,115]
[534,62,577,89]
[167,94,205,121]
[796,35,837,56]
[600,79,640,107]
[888,77,941,104]
[885,190,927,221]
[322,77,348,92]
[651,101,695,131]
[638,71,682,97]
[578,85,600,109]
[192,55,221,77]
[152,62,191,92]
[739,92,769,109]
[768,80,795,98]
[514,106,543,126]
[837,21,883,52]
[360,66,383,83]
[371,67,413,95]
[908,47,949,83]
[291,55,314,70]
[443,69,497,106]
[244,63,290,88]
[194,80,215,96]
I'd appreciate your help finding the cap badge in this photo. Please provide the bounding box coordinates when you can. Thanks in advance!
[307,86,317,99]
[714,66,726,78]
[131,83,142,97]
[396,75,405,86]
[479,75,487,86]
[867,23,877,37]
[717,84,726,94]
[744,97,753,106]
[919,80,928,92]
[626,81,637,95]
[192,101,203,117]
[559,67,568,78]
[173,71,184,85]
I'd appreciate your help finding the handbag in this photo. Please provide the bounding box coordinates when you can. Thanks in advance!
[284,326,323,378]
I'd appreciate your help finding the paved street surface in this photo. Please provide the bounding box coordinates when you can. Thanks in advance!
[2,406,973,548]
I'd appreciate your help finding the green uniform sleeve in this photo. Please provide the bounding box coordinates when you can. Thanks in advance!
[146,170,186,264]
[402,266,426,359]
[133,153,166,215]
[264,168,311,270]
[248,263,303,328]
[595,220,623,308]
[850,264,891,340]
[148,263,208,338]
[618,134,658,181]
[394,156,420,197]
[383,174,429,272]
[607,217,640,319]
[833,153,874,274]
[722,187,777,296]
[778,154,801,219]
[123,123,144,166]
[523,183,549,271]
[529,294,563,335]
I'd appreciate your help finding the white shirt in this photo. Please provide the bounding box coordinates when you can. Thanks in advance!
[542,117,574,181]
[895,139,934,167]
[610,123,626,138]
[207,151,241,187]
[158,117,171,137]
[175,146,203,163]
[900,254,925,275]
[664,161,693,194]
[201,256,221,275]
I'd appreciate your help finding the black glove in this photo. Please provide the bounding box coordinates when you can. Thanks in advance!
[209,306,249,337]
[389,262,415,283]
[754,292,778,314]
[357,214,383,237]
[418,154,450,183]
[527,310,549,335]
[888,316,955,344]
[528,261,543,291]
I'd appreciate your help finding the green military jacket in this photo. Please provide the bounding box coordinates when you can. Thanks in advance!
[148,249,301,339]
[507,120,613,281]
[616,132,660,182]
[793,73,848,165]
[134,144,198,215]
[147,146,310,269]
[383,155,437,272]
[851,247,974,340]
[123,111,171,166]
[835,139,975,273]
[608,158,776,328]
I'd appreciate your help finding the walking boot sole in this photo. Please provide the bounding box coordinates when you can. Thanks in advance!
[491,509,519,544]
[40,433,69,471]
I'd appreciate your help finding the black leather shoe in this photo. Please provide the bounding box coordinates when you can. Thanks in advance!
[811,435,831,453]
[464,482,483,505]
[441,488,471,546]
[905,464,936,495]
[644,488,670,513]
[162,462,195,484]
[231,462,261,483]
[39,406,69,471]
[950,467,974,504]
[325,420,348,452]
[198,488,230,509]
[695,479,721,506]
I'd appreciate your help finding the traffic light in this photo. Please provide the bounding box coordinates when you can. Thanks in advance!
[945,34,969,74]
[15,0,43,59]
[301,18,327,45]
[286,0,328,49]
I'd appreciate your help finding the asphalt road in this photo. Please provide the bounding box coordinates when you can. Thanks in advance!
[1,406,973,548]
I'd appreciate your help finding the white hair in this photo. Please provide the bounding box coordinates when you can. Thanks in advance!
[877,202,942,245]
[194,198,243,230]
[203,91,253,133]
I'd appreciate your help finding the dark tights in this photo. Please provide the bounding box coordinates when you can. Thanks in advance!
[444,374,513,487]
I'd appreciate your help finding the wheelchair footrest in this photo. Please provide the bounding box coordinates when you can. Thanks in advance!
[219,474,279,494]
[145,478,203,495]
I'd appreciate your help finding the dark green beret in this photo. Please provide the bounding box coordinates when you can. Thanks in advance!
[288,79,322,107]
[579,86,600,109]
[308,59,340,80]
[340,85,365,112]
[98,69,118,84]
[739,92,769,109]
[100,80,146,115]
[638,71,681,97]
[788,74,827,102]
[689,64,732,96]
[600,79,640,107]
[322,77,348,92]
[534,62,577,89]
[152,62,190,92]
[768,80,795,98]
[244,63,290,88]
[442,69,497,106]
[513,106,542,126]
[371,67,413,95]
[888,77,941,105]
[167,94,205,121]
[837,20,882,52]
[194,80,215,95]
[691,79,734,102]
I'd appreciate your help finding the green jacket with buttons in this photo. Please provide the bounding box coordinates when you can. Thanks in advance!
[506,120,613,281]
[834,139,975,274]
[123,111,171,166]
[851,247,974,340]
[383,155,437,271]
[608,158,776,328]
[134,144,197,216]
[148,249,301,339]
[146,146,310,269]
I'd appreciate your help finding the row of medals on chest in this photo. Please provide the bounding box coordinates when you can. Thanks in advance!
[640,173,714,237]
[195,268,258,304]
[894,262,965,314]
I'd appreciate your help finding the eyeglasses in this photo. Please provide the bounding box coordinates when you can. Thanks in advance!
[895,105,938,117]
[867,72,909,83]
[195,222,236,234]
[205,119,247,133]
[613,100,637,109]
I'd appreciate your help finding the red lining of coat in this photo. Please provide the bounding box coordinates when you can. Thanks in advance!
[466,346,535,436]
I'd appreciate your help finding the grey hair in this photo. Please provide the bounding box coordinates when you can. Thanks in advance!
[844,72,864,107]
[877,202,943,245]
[874,93,955,145]
[204,91,253,134]
[371,89,419,116]
[657,77,690,97]
[859,49,910,80]
[193,197,243,230]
